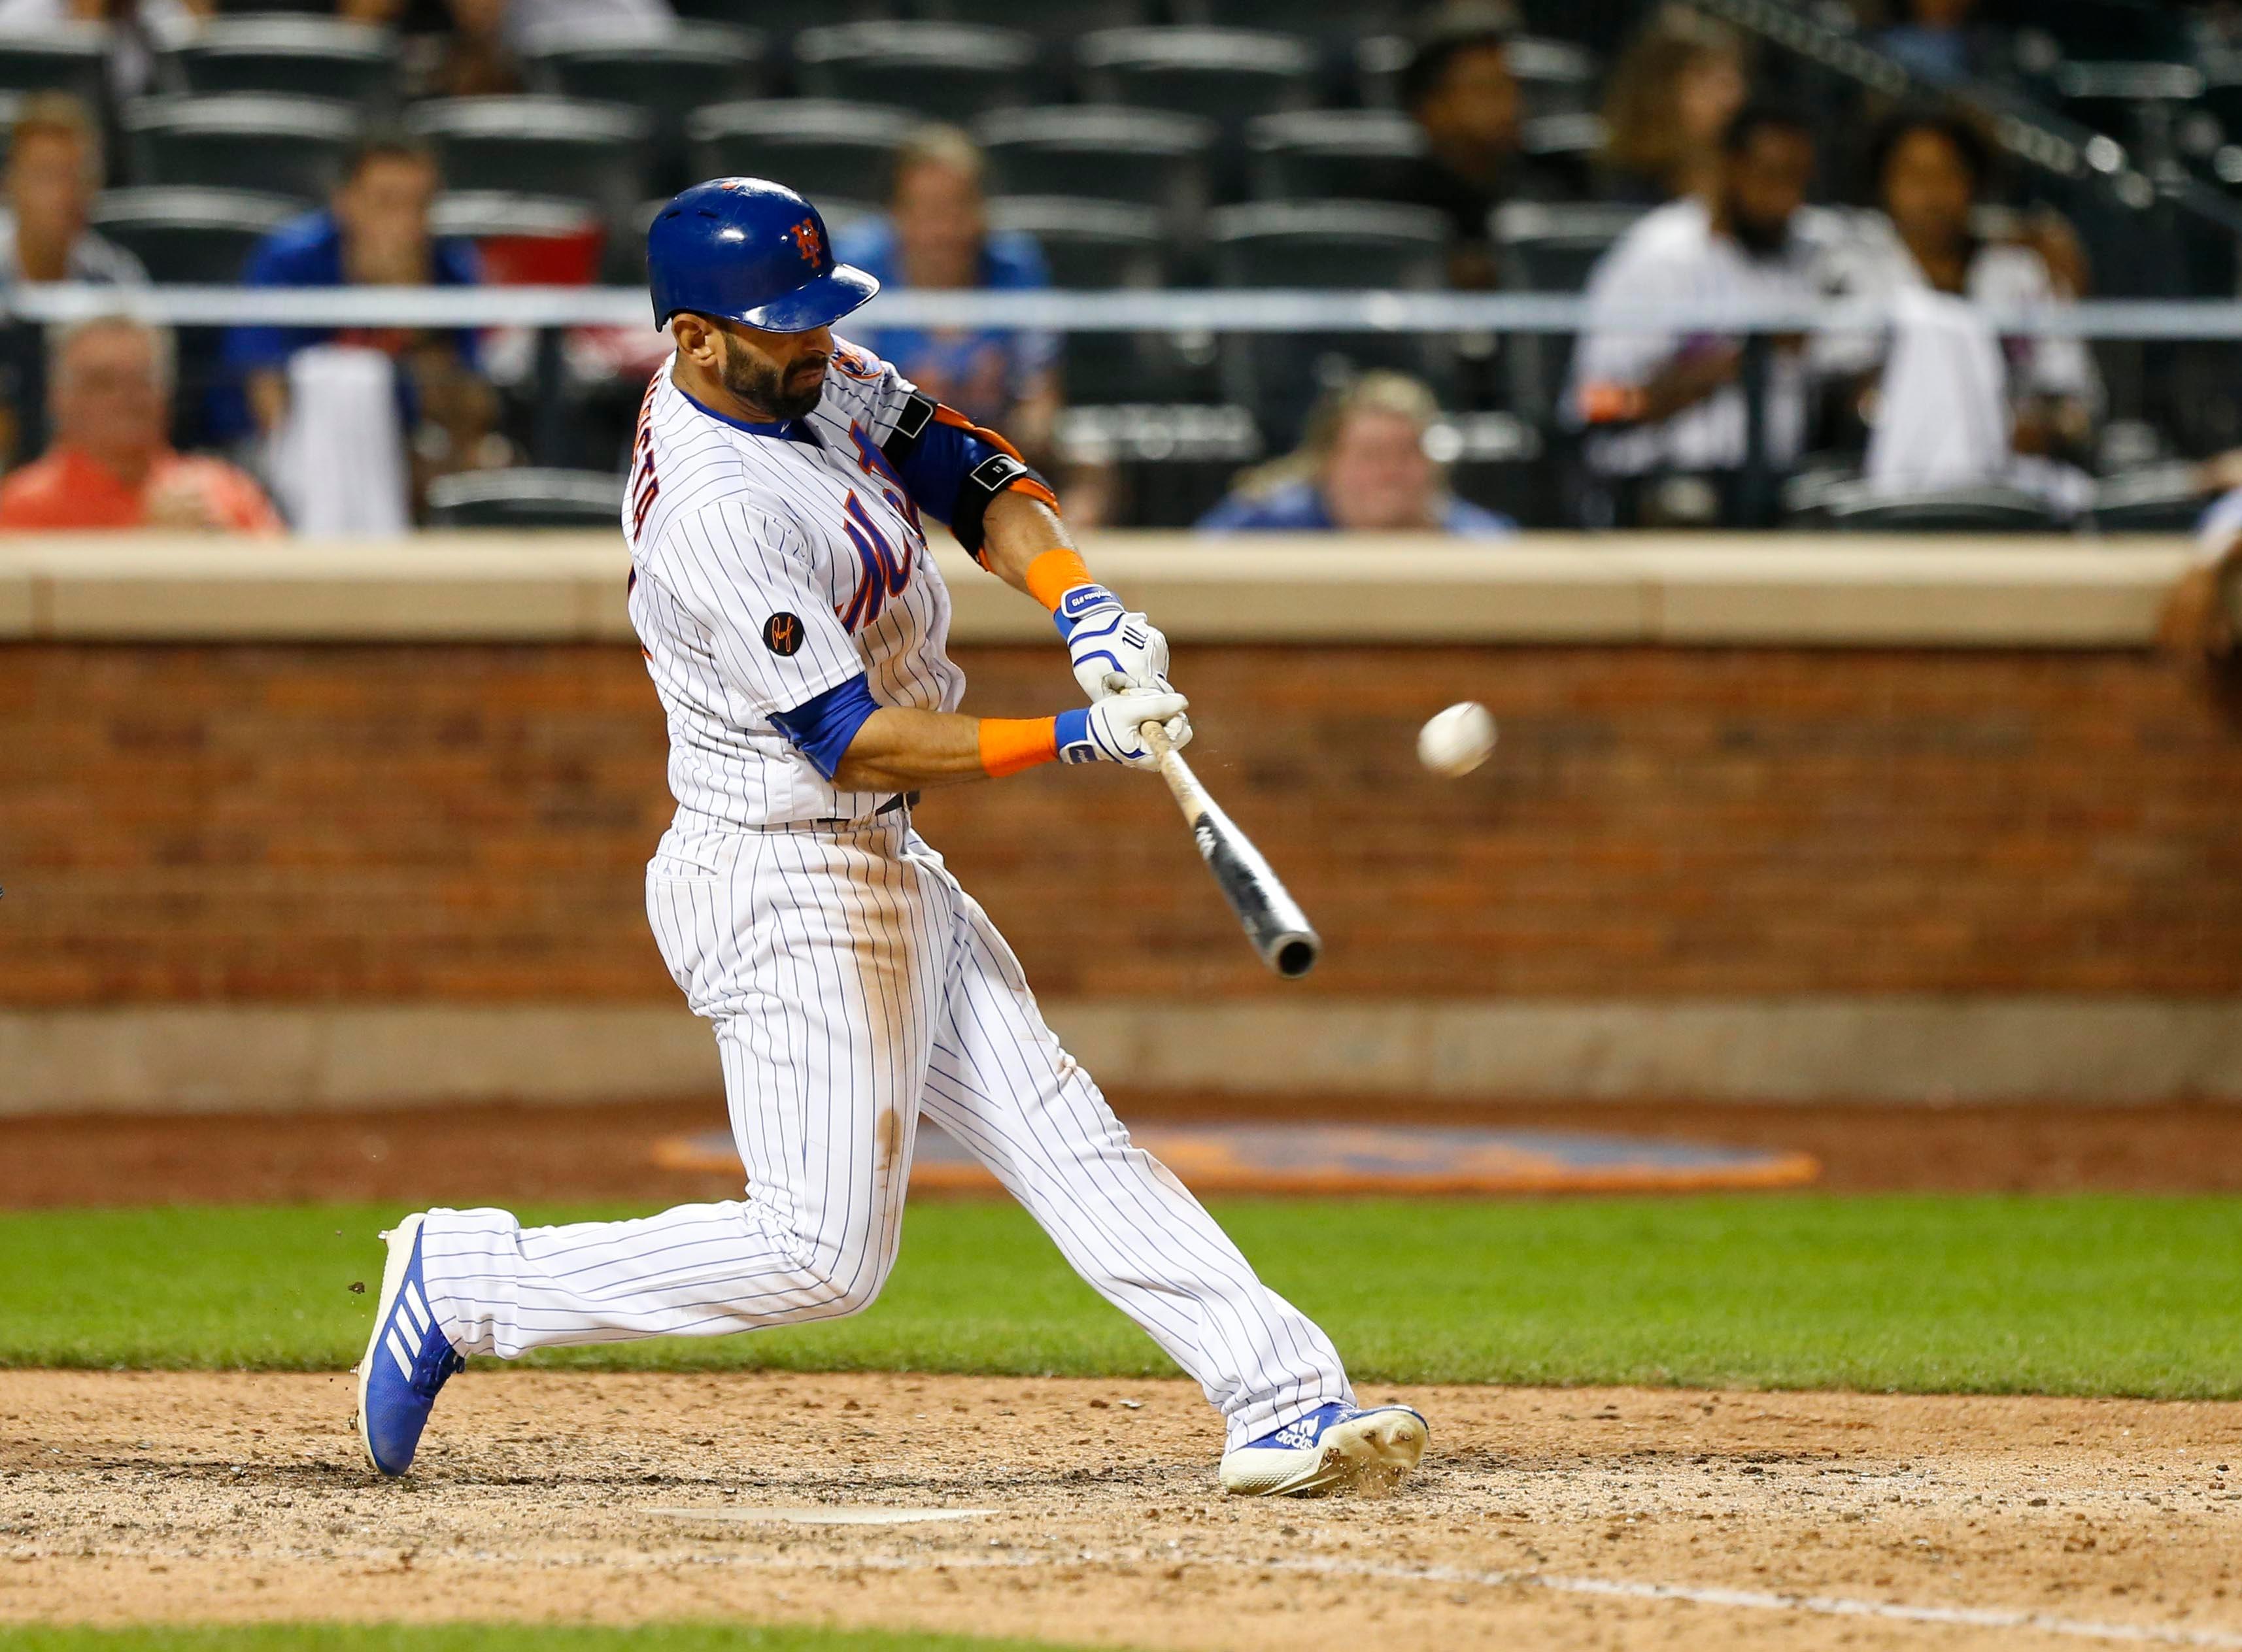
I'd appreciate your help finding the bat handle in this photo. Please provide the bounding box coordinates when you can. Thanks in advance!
[1139,719,1175,758]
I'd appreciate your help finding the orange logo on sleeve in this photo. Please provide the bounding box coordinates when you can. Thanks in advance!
[788,218,823,265]
[762,612,804,656]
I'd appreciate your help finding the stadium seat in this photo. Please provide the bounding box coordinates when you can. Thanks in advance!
[1493,200,1644,290]
[430,192,605,286]
[1074,29,1318,135]
[977,105,1214,238]
[986,195,1178,402]
[987,195,1163,288]
[1212,200,1445,288]
[2088,465,2215,532]
[2054,61,2203,167]
[792,22,1036,126]
[87,187,297,284]
[1175,0,1404,33]
[405,98,651,230]
[687,99,919,208]
[1246,109,1425,203]
[1431,410,1552,526]
[1055,401,1263,528]
[426,469,626,529]
[168,16,398,104]
[919,0,1151,33]
[1208,201,1450,440]
[122,95,360,205]
[1820,484,2067,533]
[522,21,767,140]
[0,24,107,109]
[668,0,892,28]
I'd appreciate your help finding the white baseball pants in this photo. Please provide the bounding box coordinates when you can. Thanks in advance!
[416,813,1352,1449]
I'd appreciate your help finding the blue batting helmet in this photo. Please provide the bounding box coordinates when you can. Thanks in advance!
[646,177,879,334]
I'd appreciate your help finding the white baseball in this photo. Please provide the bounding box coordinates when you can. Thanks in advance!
[1417,701,1497,777]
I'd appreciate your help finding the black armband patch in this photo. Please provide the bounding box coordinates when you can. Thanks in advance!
[880,390,937,465]
[951,451,1048,558]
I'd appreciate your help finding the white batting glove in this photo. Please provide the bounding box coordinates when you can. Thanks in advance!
[1055,582,1173,701]
[1055,687,1191,772]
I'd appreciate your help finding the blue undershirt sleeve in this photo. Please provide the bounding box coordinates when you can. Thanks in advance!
[769,673,883,783]
[889,414,989,524]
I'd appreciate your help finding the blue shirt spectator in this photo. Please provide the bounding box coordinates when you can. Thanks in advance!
[1197,372,1516,539]
[830,125,1061,455]
[1198,479,1513,537]
[214,135,485,446]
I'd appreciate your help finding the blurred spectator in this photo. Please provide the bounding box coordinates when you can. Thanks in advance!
[1571,102,1826,527]
[1826,110,2098,464]
[0,93,144,469]
[0,0,203,101]
[832,125,1061,464]
[1196,372,1514,536]
[380,0,673,94]
[1875,0,1994,88]
[0,315,279,532]
[415,0,530,99]
[219,131,501,500]
[1597,8,1748,205]
[1395,0,1567,290]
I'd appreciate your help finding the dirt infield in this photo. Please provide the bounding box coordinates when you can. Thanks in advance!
[3,1371,2237,1650]
[8,1096,2242,1209]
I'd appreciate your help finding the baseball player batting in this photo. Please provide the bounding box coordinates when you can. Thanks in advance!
[354,178,1428,1498]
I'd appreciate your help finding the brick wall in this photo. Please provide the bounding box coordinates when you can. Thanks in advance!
[3,641,2238,1005]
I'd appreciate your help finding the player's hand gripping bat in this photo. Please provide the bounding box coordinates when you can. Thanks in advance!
[1139,718,1320,979]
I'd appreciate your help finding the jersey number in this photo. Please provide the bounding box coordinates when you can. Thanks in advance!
[627,375,661,535]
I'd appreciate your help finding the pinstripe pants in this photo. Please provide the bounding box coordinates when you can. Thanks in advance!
[417,813,1352,1449]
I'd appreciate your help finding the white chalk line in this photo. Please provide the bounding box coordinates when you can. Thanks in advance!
[20,1535,2236,1646]
[668,1547,2242,1648]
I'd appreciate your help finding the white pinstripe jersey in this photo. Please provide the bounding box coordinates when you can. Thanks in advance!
[623,339,965,829]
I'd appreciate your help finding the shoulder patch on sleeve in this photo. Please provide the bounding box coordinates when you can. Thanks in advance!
[762,613,805,656]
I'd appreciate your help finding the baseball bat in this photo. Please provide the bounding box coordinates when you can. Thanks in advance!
[1140,719,1321,979]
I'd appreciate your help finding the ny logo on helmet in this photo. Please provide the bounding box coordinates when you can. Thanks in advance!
[788,218,823,265]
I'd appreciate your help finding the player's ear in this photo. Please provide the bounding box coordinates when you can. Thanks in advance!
[670,314,720,368]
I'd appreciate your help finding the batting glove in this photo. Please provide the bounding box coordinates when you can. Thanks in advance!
[1056,686,1191,773]
[1054,583,1172,701]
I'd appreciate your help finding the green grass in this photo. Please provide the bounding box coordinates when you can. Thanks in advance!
[2,1196,2238,1398]
[0,1628,1093,1652]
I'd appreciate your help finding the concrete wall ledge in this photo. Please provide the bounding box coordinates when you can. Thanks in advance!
[0,532,2195,649]
[5,997,2239,1115]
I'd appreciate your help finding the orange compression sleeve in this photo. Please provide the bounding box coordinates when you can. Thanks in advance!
[978,716,1060,779]
[1023,548,1095,612]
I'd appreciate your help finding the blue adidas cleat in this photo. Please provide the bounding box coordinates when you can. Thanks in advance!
[1219,1402,1430,1496]
[355,1213,465,1477]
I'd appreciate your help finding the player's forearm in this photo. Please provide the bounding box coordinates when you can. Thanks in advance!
[830,706,1069,792]
[978,487,1081,600]
[831,697,1179,790]
[828,707,989,792]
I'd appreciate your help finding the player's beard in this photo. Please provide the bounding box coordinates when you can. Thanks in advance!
[721,336,827,421]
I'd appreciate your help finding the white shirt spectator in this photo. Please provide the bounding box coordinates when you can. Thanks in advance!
[1817,210,2099,409]
[0,207,145,286]
[1570,196,1837,478]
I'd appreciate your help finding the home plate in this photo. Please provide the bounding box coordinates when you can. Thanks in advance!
[650,1506,995,1526]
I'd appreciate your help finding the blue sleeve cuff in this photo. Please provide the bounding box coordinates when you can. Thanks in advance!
[1051,581,1119,641]
[770,674,882,783]
[1053,706,1094,763]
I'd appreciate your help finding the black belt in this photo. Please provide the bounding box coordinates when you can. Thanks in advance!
[821,791,917,826]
